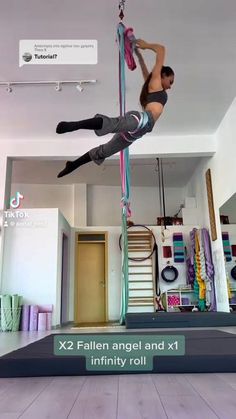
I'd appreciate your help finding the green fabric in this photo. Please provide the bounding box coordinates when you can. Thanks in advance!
[118,22,130,325]
[120,209,129,324]
[199,299,206,312]
[193,254,206,312]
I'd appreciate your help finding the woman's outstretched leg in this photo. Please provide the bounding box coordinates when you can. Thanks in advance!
[56,117,103,134]
[56,111,140,135]
[56,112,154,177]
[57,133,131,178]
[57,152,92,178]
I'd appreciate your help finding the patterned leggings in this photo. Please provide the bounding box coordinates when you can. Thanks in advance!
[89,110,155,165]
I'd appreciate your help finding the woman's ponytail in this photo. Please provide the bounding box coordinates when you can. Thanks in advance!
[139,72,152,108]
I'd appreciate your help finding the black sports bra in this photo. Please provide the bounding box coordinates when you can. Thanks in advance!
[146,90,168,106]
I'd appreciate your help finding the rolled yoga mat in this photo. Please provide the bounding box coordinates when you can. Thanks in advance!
[11,294,22,332]
[38,313,47,331]
[38,304,53,313]
[46,312,52,330]
[173,233,185,263]
[222,232,232,262]
[231,245,236,257]
[38,305,53,330]
[20,305,30,331]
[29,305,39,331]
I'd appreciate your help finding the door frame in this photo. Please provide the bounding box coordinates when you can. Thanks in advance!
[74,231,108,324]
[60,231,69,324]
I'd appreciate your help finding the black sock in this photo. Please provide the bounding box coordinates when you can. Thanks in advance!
[57,152,92,178]
[70,152,92,168]
[56,117,103,134]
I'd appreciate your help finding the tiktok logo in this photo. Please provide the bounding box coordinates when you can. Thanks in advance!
[10,192,24,209]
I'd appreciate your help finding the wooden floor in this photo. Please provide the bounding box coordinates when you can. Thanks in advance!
[1,326,236,418]
[1,373,236,418]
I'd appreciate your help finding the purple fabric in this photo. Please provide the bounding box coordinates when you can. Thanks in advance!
[187,229,197,285]
[202,228,217,311]
[186,256,195,285]
[182,297,190,305]
[190,228,197,265]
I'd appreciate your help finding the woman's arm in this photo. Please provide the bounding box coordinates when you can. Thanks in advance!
[134,48,149,81]
[136,39,165,58]
[136,39,165,90]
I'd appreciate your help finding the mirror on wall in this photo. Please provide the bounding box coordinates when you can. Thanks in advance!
[220,193,236,225]
[219,193,236,311]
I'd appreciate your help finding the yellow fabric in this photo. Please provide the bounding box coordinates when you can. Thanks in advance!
[195,232,206,299]
[226,272,232,299]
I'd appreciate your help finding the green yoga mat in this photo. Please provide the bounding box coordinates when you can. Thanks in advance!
[0,295,12,331]
[0,294,22,332]
[12,295,22,332]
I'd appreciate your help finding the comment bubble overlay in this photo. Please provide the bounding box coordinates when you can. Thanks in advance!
[54,334,185,372]
[19,40,97,66]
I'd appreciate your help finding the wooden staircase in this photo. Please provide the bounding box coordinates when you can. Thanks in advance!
[127,229,156,313]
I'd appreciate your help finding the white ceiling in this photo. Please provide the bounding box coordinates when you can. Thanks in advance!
[1,1,235,187]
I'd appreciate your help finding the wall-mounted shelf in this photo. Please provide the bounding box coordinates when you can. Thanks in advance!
[163,289,198,312]
[229,288,236,308]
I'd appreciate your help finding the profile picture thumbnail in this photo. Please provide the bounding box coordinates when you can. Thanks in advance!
[22,52,32,62]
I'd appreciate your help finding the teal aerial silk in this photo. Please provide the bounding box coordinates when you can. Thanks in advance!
[117,22,130,324]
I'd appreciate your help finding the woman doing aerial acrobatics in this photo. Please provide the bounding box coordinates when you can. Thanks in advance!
[56,39,174,178]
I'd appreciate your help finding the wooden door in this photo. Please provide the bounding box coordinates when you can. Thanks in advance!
[76,236,107,324]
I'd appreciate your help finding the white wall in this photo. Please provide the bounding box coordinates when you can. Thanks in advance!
[1,207,75,327]
[87,185,186,226]
[184,98,236,312]
[185,158,229,311]
[1,209,59,325]
[73,184,87,227]
[10,183,186,227]
[57,211,73,324]
[11,183,74,226]
[0,157,12,288]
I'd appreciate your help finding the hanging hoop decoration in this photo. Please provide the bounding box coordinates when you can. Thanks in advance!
[231,266,236,280]
[161,265,179,282]
[119,224,157,261]
[156,158,170,242]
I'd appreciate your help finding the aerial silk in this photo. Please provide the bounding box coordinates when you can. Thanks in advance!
[117,19,148,322]
[117,21,136,324]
